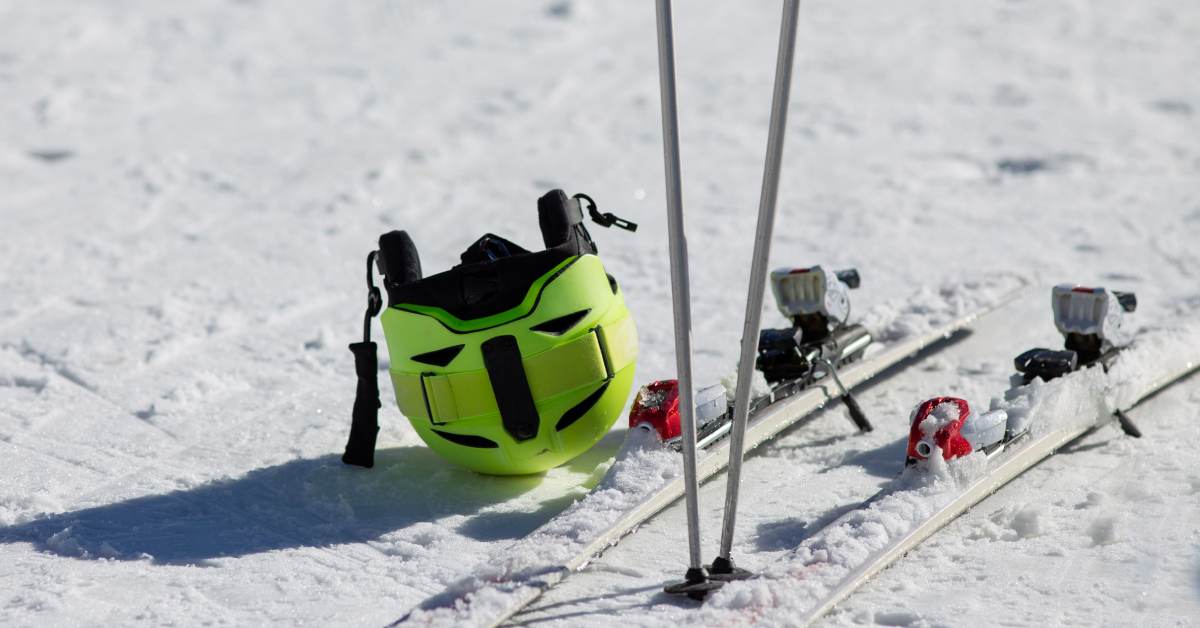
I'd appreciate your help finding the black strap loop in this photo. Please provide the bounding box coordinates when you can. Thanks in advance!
[343,341,381,467]
[344,250,384,468]
[574,193,638,232]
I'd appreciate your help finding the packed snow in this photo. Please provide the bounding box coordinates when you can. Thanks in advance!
[917,401,961,437]
[2,0,1199,626]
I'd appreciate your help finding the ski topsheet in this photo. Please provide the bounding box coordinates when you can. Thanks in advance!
[395,274,1027,627]
[698,319,1200,626]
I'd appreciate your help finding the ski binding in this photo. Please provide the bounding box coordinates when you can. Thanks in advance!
[1013,284,1141,437]
[911,284,1141,469]
[904,396,1023,465]
[756,266,870,387]
[629,265,875,450]
[1014,284,1136,383]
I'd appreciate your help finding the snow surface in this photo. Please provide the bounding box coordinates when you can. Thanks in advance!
[2,0,1199,626]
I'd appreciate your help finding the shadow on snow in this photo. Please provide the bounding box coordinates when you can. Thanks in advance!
[0,436,621,565]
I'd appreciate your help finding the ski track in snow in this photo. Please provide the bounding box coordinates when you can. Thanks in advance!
[2,0,1198,626]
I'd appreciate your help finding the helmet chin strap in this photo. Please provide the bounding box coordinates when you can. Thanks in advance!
[480,335,542,442]
[343,251,384,468]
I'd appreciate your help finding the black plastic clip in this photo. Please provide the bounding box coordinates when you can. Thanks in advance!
[834,268,861,290]
[575,193,638,232]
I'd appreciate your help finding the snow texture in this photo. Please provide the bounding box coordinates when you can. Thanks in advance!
[919,401,961,437]
[2,0,1198,626]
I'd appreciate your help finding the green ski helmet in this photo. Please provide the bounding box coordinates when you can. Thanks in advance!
[368,190,637,475]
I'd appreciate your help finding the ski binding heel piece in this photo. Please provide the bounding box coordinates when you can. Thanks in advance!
[769,265,857,333]
[757,264,867,385]
[1015,285,1136,383]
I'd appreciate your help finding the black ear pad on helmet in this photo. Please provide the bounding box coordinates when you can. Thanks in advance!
[378,230,422,289]
[537,189,580,249]
[537,189,596,255]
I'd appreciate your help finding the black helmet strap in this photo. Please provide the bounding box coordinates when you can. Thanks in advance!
[481,335,541,442]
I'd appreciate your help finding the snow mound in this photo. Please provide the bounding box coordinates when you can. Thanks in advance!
[861,274,1026,344]
[919,401,961,437]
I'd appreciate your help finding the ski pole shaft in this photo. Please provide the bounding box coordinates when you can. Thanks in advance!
[718,0,802,561]
[654,0,703,572]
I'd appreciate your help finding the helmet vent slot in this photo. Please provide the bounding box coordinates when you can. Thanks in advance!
[431,430,499,449]
[556,382,609,431]
[531,310,591,336]
[411,345,464,367]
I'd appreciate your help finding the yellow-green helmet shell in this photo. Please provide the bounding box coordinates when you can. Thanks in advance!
[377,191,637,475]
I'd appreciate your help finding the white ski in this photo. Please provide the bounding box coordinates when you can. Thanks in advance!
[700,320,1200,627]
[393,275,1027,627]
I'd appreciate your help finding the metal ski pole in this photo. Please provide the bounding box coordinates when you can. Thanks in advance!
[710,0,802,580]
[654,0,718,599]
